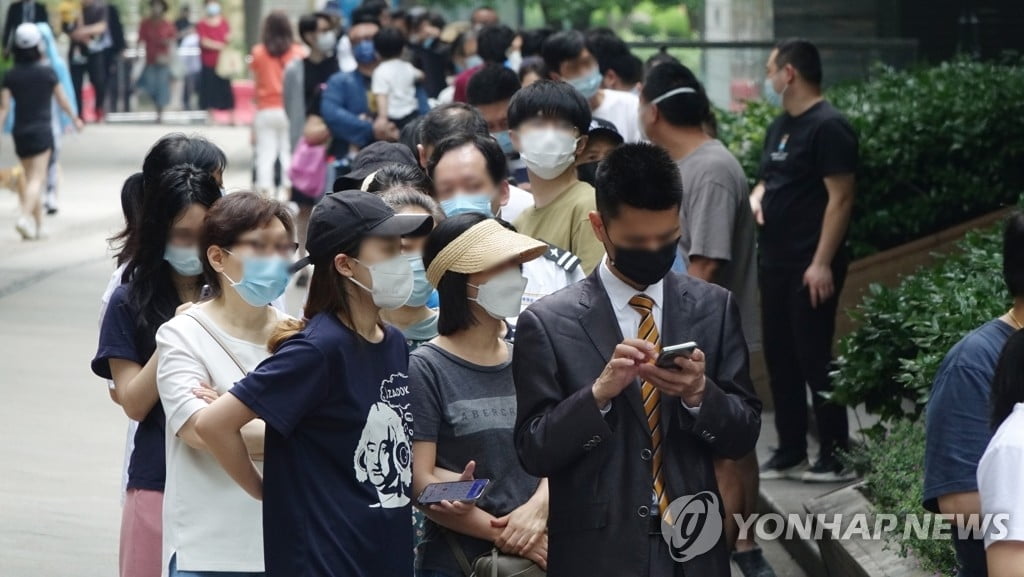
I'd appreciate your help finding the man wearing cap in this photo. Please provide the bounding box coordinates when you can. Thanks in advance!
[576,118,623,187]
[197,190,432,577]
[513,143,760,577]
[331,141,419,193]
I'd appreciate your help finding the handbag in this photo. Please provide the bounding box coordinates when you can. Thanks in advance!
[443,530,546,577]
[215,47,244,79]
[288,136,328,200]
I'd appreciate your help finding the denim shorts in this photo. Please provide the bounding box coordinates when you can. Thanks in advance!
[168,554,264,577]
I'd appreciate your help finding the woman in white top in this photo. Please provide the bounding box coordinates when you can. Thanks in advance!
[977,328,1024,577]
[155,191,296,577]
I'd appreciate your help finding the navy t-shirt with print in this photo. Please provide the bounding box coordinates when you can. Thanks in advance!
[91,284,166,492]
[923,319,1015,577]
[230,311,414,577]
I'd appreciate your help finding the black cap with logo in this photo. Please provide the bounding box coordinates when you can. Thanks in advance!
[290,190,432,273]
[332,142,419,192]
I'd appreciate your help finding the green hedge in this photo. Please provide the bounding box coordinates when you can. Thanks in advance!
[828,219,1011,423]
[716,60,1024,259]
[843,420,958,575]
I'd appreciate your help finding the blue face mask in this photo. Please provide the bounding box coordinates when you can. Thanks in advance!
[568,66,602,100]
[353,40,376,64]
[164,244,204,276]
[492,130,515,155]
[402,312,439,342]
[440,193,494,218]
[763,76,783,107]
[405,254,434,308]
[222,252,292,307]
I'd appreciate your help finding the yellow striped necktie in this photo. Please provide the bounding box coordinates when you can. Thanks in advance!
[628,294,670,517]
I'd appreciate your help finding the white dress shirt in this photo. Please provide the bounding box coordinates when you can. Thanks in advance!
[598,258,700,416]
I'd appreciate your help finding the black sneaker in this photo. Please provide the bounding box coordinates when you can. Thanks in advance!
[732,547,777,577]
[801,455,858,483]
[759,450,808,480]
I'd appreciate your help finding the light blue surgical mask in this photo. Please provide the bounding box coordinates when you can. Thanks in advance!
[492,130,515,155]
[568,66,602,100]
[405,254,434,308]
[402,312,439,342]
[763,76,784,107]
[222,252,292,307]
[464,55,484,70]
[164,244,204,276]
[353,39,376,64]
[440,193,494,218]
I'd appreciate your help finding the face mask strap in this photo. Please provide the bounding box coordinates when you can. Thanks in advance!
[650,86,697,106]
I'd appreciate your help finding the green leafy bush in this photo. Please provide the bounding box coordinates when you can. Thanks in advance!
[716,60,1024,259]
[829,221,1011,423]
[843,420,958,575]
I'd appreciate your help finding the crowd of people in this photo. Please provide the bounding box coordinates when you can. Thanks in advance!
[78,2,1024,577]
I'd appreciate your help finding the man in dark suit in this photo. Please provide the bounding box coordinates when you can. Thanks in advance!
[513,143,761,577]
[2,0,49,58]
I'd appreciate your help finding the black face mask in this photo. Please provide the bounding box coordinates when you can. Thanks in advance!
[577,161,600,186]
[609,237,680,287]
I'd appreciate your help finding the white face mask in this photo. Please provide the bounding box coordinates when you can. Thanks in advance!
[468,268,528,320]
[351,255,414,310]
[518,128,579,180]
[316,31,337,54]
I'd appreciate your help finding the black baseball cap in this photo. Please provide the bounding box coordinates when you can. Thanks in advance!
[588,118,624,145]
[290,190,432,273]
[332,142,419,192]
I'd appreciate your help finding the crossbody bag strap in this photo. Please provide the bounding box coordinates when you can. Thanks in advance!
[442,528,475,577]
[184,310,249,376]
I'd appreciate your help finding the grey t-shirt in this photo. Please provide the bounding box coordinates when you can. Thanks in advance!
[409,342,540,574]
[676,139,762,351]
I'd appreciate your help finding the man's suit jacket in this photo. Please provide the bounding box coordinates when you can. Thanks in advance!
[513,270,762,577]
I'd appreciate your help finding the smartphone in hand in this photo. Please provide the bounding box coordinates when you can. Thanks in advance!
[417,479,490,505]
[655,342,698,369]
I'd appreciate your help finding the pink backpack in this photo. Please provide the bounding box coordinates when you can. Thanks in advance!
[289,138,328,200]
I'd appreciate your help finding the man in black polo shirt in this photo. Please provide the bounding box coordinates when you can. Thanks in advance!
[750,39,858,483]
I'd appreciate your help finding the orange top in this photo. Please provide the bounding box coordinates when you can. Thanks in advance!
[250,43,306,109]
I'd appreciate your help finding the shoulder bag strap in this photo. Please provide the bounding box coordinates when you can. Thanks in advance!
[184,309,249,376]
[442,528,475,577]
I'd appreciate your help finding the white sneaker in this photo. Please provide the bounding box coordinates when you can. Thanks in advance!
[35,226,50,240]
[15,217,35,240]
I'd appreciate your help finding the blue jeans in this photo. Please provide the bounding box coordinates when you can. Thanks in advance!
[168,554,264,577]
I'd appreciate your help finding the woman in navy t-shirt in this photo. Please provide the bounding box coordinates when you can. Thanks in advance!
[197,190,433,577]
[92,164,222,577]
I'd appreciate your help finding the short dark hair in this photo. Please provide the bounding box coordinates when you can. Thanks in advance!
[584,27,629,74]
[641,61,711,128]
[201,192,296,296]
[595,143,682,219]
[399,116,423,159]
[541,30,586,77]
[427,133,507,186]
[645,47,680,74]
[520,27,554,58]
[507,79,591,135]
[607,52,643,85]
[365,162,433,197]
[467,64,520,106]
[12,45,41,64]
[373,26,405,59]
[518,56,546,83]
[424,212,492,335]
[298,12,331,47]
[350,4,381,26]
[477,24,516,64]
[418,103,489,149]
[1005,212,1024,298]
[774,38,823,86]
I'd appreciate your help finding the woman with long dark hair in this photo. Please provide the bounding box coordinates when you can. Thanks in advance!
[250,10,303,198]
[0,23,82,240]
[92,163,221,577]
[978,330,1024,576]
[196,190,432,577]
[157,192,296,577]
[410,213,550,576]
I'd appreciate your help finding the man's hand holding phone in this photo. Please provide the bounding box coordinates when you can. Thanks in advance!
[639,347,707,408]
[592,339,657,409]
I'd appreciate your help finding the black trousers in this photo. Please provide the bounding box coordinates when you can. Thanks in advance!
[759,257,849,459]
[70,51,108,116]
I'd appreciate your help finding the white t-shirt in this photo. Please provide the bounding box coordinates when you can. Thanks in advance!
[500,185,533,224]
[979,402,1024,548]
[371,59,420,120]
[336,34,356,73]
[155,306,289,575]
[593,89,643,143]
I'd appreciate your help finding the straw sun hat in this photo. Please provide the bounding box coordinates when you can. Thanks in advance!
[426,219,548,287]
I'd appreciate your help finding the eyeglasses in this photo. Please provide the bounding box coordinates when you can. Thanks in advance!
[231,239,300,256]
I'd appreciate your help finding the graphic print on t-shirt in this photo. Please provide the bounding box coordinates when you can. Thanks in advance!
[354,372,413,509]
